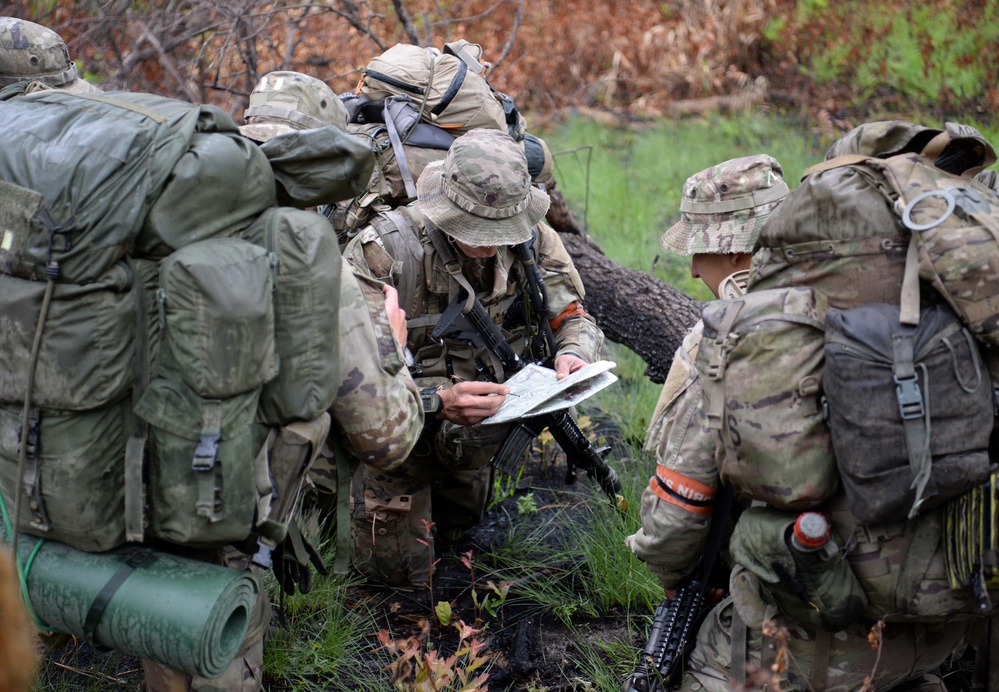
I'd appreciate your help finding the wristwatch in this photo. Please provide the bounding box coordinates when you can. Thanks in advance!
[420,387,443,416]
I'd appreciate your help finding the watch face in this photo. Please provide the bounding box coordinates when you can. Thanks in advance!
[421,391,441,414]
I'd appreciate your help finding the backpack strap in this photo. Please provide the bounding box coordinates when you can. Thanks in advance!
[425,224,476,312]
[891,334,933,519]
[193,400,224,523]
[382,98,419,199]
[124,258,151,543]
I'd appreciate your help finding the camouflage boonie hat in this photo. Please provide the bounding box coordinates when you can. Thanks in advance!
[825,120,996,175]
[660,154,789,256]
[239,71,349,142]
[416,129,550,247]
[0,17,100,94]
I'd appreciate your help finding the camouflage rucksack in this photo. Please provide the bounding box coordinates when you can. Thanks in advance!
[358,41,520,137]
[696,286,840,510]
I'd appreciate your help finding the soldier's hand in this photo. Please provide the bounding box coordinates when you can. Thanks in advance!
[382,284,408,347]
[554,354,588,380]
[439,381,509,425]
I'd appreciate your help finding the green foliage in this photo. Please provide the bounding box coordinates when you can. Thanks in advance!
[516,492,539,516]
[539,114,821,300]
[767,0,999,108]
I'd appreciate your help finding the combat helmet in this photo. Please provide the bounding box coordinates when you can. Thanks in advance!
[660,154,789,256]
[0,17,99,94]
[416,129,551,247]
[239,71,349,142]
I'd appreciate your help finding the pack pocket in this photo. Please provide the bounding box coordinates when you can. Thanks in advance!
[824,302,995,525]
[730,506,867,631]
[158,238,277,398]
[136,377,267,548]
[697,287,838,510]
[0,399,128,552]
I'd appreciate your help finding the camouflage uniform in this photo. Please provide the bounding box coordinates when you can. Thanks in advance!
[342,129,603,588]
[626,157,968,692]
[142,72,419,692]
[0,17,101,94]
[626,155,787,587]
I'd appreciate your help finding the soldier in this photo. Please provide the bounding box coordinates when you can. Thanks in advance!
[625,154,789,593]
[142,71,422,692]
[342,128,604,590]
[628,137,984,690]
[0,16,100,94]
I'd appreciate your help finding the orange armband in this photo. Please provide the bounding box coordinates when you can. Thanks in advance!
[549,301,587,331]
[650,466,716,516]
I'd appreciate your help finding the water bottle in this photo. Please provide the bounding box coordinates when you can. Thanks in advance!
[789,511,837,560]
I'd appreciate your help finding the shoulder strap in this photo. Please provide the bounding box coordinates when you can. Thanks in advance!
[368,209,426,318]
[425,225,476,312]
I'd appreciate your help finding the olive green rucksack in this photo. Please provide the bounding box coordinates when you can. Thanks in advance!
[239,207,343,425]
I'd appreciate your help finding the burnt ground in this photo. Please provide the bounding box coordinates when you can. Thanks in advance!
[36,413,982,691]
[36,419,645,691]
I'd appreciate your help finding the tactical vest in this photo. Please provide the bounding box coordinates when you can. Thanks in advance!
[363,207,540,385]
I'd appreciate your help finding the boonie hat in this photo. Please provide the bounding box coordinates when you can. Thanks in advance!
[0,17,100,94]
[239,71,348,142]
[660,154,789,256]
[416,129,550,247]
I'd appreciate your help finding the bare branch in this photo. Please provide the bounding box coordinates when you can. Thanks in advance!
[390,0,421,46]
[492,0,524,71]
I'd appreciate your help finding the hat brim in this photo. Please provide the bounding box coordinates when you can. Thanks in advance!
[660,199,783,256]
[238,121,296,143]
[416,161,550,247]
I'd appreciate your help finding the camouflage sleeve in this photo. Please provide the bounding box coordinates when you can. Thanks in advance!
[624,323,718,588]
[535,222,605,363]
[341,225,396,284]
[328,258,421,470]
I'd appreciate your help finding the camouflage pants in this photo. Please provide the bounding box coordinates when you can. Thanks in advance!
[142,553,271,692]
[679,595,968,692]
[350,420,509,587]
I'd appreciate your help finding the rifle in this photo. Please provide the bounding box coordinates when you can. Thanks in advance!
[429,237,624,506]
[623,485,734,691]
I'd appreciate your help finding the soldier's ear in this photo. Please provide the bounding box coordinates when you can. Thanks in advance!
[729,252,753,269]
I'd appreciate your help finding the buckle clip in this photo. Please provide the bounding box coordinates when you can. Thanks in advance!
[192,434,220,471]
[894,374,925,420]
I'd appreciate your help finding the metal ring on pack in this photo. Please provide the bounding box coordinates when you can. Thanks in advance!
[902,189,957,232]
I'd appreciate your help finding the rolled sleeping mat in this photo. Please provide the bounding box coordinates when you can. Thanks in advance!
[1,523,256,678]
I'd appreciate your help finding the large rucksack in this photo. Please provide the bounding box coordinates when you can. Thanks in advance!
[721,127,999,623]
[0,88,338,555]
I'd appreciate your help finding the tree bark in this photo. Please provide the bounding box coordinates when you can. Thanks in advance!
[545,183,701,384]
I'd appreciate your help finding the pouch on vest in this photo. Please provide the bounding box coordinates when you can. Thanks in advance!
[823,302,995,526]
[869,153,999,348]
[0,91,237,283]
[240,208,341,425]
[729,506,867,631]
[696,287,838,510]
[157,238,278,399]
[135,377,267,548]
[0,398,130,552]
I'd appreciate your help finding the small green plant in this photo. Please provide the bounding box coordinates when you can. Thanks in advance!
[435,601,453,627]
[516,492,539,516]
[487,465,525,511]
[378,619,492,691]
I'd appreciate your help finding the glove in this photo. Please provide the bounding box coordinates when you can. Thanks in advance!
[272,520,328,596]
